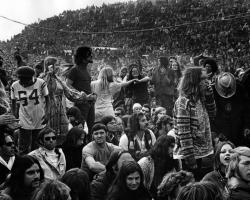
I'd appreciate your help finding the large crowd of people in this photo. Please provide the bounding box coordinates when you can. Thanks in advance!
[0,43,249,200]
[0,0,249,200]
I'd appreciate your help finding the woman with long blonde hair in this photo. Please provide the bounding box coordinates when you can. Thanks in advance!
[91,67,136,122]
[173,66,216,181]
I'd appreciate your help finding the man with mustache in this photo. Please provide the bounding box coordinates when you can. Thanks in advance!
[0,155,44,200]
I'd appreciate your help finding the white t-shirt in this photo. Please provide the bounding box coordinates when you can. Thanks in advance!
[11,78,49,129]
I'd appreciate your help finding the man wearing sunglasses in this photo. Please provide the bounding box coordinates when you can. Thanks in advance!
[29,127,66,180]
[0,133,16,184]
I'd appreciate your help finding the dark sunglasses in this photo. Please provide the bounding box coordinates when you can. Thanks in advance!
[44,136,56,141]
[5,142,15,147]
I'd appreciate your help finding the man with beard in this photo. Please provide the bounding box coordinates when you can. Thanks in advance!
[0,133,16,184]
[81,123,120,181]
[66,46,96,138]
[29,127,66,180]
[0,155,44,200]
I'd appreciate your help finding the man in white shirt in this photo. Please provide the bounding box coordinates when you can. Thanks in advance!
[29,127,66,180]
[11,66,49,154]
[0,133,16,184]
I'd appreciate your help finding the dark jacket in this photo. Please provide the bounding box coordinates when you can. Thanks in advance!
[0,162,10,185]
[202,170,228,197]
[211,82,250,146]
[62,145,83,171]
[228,177,250,200]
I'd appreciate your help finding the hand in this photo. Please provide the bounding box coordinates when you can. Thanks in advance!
[244,129,250,138]
[87,93,97,101]
[0,114,19,125]
[133,79,139,84]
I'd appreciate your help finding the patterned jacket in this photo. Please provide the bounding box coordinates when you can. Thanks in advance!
[173,89,216,167]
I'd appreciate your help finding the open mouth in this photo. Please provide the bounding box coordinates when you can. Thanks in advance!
[224,157,230,162]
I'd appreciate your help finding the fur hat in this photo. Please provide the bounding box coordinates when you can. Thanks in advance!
[16,66,35,78]
[215,72,236,98]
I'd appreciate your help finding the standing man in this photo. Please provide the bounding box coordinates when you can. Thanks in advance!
[151,56,175,116]
[11,66,49,154]
[212,72,250,147]
[66,46,96,136]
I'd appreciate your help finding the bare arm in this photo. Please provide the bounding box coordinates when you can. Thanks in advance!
[66,78,75,90]
[138,76,151,83]
[85,156,106,173]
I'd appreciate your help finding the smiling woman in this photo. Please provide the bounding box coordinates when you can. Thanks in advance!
[106,160,151,200]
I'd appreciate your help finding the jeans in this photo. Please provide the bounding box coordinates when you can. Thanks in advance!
[19,128,42,155]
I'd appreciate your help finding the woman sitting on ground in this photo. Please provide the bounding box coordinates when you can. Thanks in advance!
[138,135,178,199]
[106,160,151,200]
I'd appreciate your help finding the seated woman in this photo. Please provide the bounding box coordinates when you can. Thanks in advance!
[138,135,178,199]
[157,170,194,200]
[119,112,156,161]
[61,127,87,170]
[202,141,235,197]
[106,160,151,200]
[91,150,134,200]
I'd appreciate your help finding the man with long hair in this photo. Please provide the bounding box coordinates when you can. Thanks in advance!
[66,46,96,137]
[0,155,44,200]
[173,66,216,181]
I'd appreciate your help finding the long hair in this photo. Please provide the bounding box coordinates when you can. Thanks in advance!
[61,168,90,200]
[8,155,44,198]
[150,135,177,177]
[63,127,86,148]
[213,141,235,174]
[177,67,203,102]
[127,64,143,81]
[98,67,114,90]
[107,161,149,200]
[31,180,70,200]
[176,181,224,200]
[128,112,146,138]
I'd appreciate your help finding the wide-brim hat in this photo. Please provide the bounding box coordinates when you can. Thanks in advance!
[215,72,236,98]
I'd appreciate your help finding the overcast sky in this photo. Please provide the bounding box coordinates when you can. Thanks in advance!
[0,0,134,41]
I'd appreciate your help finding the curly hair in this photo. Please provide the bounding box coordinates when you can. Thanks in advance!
[176,181,224,200]
[157,170,194,199]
